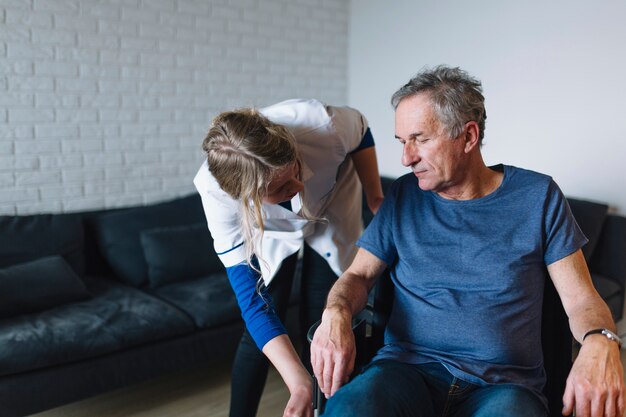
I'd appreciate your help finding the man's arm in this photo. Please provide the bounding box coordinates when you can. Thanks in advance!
[310,248,387,398]
[547,249,625,417]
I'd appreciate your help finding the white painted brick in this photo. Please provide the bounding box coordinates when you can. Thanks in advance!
[79,64,120,78]
[0,25,30,42]
[85,3,121,19]
[53,14,96,33]
[176,27,202,43]
[80,93,120,108]
[56,109,98,123]
[31,28,76,46]
[98,19,137,36]
[105,194,142,208]
[98,109,138,122]
[100,50,139,65]
[62,168,104,183]
[158,67,192,82]
[63,197,105,212]
[121,66,158,80]
[105,166,143,180]
[120,124,158,137]
[0,172,15,187]
[7,42,54,60]
[61,139,103,152]
[159,11,194,27]
[55,46,98,64]
[14,139,61,155]
[121,95,158,108]
[103,137,143,152]
[78,33,119,49]
[34,61,78,76]
[56,78,97,93]
[124,177,161,193]
[2,0,32,10]
[34,0,79,13]
[39,154,82,169]
[98,79,137,93]
[138,80,175,94]
[79,124,120,139]
[140,51,174,67]
[15,170,62,186]
[0,125,34,140]
[83,152,123,167]
[0,92,34,106]
[39,184,83,200]
[139,22,175,39]
[35,92,79,108]
[0,188,39,205]
[158,39,191,54]
[1,0,348,214]
[16,200,64,215]
[138,109,173,122]
[121,6,159,23]
[211,5,241,19]
[177,0,210,15]
[9,108,54,123]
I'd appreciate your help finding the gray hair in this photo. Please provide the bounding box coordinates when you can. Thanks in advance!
[391,65,487,143]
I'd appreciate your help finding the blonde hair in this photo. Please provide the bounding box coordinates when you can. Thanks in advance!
[202,108,314,275]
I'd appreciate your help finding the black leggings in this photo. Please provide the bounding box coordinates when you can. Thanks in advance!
[229,244,338,417]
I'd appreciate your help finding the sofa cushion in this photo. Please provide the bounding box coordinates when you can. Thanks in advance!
[91,194,206,287]
[0,256,91,319]
[0,278,195,377]
[141,223,223,288]
[0,213,84,275]
[566,198,609,261]
[151,274,239,329]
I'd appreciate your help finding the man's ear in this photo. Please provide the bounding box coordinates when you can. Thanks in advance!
[463,121,480,153]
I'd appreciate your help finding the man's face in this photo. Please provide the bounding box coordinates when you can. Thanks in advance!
[395,93,468,196]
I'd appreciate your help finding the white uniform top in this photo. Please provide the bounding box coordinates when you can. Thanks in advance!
[193,98,369,285]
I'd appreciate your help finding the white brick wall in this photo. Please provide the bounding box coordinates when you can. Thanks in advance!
[0,0,349,215]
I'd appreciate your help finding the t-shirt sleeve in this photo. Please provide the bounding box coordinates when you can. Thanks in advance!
[543,180,589,265]
[226,262,287,350]
[325,104,371,154]
[357,179,399,266]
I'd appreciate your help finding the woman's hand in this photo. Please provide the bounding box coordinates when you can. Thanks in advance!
[262,335,314,417]
[282,376,313,417]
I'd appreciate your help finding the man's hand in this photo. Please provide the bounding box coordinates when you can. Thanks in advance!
[310,308,356,398]
[562,336,625,417]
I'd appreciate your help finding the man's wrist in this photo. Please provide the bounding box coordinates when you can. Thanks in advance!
[583,328,622,349]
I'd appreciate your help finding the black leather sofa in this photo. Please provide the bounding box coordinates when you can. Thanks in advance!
[0,179,623,417]
[0,194,247,417]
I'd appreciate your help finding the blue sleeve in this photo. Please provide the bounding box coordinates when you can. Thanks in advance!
[543,180,588,265]
[357,178,399,266]
[226,262,287,350]
[349,127,375,154]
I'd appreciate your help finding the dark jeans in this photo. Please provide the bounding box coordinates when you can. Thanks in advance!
[229,245,338,417]
[323,360,547,417]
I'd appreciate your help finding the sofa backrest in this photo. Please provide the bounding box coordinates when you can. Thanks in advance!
[0,213,85,276]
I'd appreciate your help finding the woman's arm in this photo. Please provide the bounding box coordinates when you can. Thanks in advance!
[263,335,313,417]
[226,263,312,417]
[350,146,384,214]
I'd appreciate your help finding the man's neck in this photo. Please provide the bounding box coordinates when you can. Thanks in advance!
[436,165,504,201]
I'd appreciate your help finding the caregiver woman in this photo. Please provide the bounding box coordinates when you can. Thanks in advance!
[193,98,383,417]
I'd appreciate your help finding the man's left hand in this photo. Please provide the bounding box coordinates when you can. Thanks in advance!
[562,335,625,417]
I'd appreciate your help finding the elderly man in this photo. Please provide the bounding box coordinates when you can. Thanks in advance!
[311,66,624,417]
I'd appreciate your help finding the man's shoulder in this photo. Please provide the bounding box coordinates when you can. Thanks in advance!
[503,165,555,188]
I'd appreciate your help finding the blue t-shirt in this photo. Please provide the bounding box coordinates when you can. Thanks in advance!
[357,165,587,406]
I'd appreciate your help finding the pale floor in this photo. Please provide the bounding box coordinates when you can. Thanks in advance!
[29,320,626,417]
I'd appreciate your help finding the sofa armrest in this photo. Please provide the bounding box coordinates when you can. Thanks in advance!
[588,214,626,320]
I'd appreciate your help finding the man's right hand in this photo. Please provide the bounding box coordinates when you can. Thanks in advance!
[310,308,356,398]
